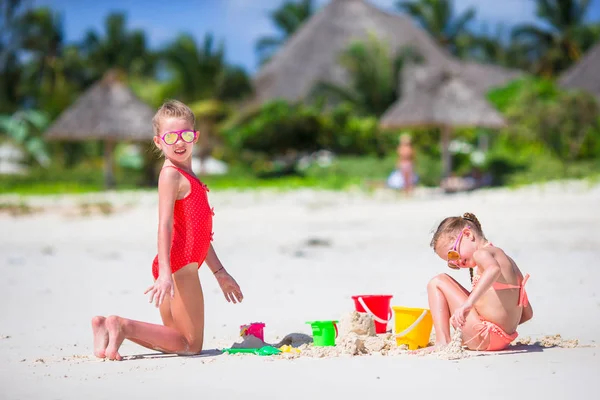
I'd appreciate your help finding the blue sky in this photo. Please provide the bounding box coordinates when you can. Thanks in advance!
[35,0,600,75]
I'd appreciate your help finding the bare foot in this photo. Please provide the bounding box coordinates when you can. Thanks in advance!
[91,316,108,358]
[105,315,126,361]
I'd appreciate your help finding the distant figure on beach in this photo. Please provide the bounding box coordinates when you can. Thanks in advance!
[388,133,416,194]
[420,212,532,352]
[91,100,243,361]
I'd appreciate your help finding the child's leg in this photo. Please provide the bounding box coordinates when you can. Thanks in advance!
[426,273,489,349]
[101,263,204,360]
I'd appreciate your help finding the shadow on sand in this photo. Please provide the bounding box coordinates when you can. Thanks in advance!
[121,348,224,361]
[119,333,314,361]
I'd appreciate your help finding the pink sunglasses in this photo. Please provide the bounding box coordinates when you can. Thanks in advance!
[447,226,470,270]
[160,129,198,145]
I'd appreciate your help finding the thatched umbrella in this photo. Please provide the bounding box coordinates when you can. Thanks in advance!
[380,66,507,178]
[45,70,155,189]
[558,41,600,102]
[253,0,521,104]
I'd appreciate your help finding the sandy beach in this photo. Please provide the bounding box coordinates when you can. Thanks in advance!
[1,181,599,400]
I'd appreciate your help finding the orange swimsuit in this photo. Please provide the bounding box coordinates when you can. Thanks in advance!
[151,166,214,280]
[464,273,530,351]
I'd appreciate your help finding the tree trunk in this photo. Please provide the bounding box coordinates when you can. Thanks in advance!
[104,140,116,189]
[441,126,452,179]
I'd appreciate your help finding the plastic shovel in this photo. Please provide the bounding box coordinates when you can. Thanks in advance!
[222,346,282,356]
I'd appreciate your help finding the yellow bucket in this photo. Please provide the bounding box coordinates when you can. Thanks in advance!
[392,306,433,350]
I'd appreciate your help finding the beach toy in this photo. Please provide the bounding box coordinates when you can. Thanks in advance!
[392,306,433,350]
[240,322,265,341]
[306,320,338,347]
[222,346,281,356]
[279,345,301,354]
[351,295,393,334]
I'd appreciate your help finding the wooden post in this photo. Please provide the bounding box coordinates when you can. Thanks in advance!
[441,125,452,178]
[104,140,116,189]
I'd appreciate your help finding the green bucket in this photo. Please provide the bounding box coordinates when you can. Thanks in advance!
[307,320,338,347]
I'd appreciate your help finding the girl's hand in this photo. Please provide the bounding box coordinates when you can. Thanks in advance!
[144,275,175,308]
[451,302,473,328]
[215,270,243,304]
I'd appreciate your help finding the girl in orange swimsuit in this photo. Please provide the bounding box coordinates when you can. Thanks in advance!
[90,100,244,360]
[424,212,533,352]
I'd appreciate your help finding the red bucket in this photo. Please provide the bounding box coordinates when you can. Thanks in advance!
[351,295,393,334]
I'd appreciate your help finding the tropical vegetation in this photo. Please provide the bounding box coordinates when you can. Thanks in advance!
[1,0,599,194]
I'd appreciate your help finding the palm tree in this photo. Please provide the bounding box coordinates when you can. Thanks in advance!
[310,34,422,118]
[255,0,315,65]
[79,12,156,81]
[396,0,476,58]
[17,7,89,118]
[161,33,252,103]
[161,33,253,173]
[512,0,599,76]
[0,0,30,113]
[468,24,532,70]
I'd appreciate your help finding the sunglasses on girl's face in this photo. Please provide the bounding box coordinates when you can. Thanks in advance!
[447,226,469,270]
[160,129,197,145]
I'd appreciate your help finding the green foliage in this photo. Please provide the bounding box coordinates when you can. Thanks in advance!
[395,0,476,57]
[80,13,157,81]
[255,0,316,65]
[222,100,322,171]
[161,33,252,103]
[221,100,395,176]
[311,34,422,117]
[0,109,50,166]
[488,77,600,162]
[0,161,145,194]
[511,0,599,76]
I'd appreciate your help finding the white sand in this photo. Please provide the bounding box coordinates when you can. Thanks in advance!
[1,180,599,399]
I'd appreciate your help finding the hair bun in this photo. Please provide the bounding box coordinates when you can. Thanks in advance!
[462,212,482,230]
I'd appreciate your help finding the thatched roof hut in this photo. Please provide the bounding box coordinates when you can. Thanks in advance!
[380,66,506,177]
[45,70,155,188]
[45,70,155,142]
[253,0,521,103]
[558,41,600,101]
[381,67,506,129]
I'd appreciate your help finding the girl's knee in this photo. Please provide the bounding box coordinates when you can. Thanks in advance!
[91,315,105,327]
[187,338,203,354]
[427,273,451,289]
[106,315,130,331]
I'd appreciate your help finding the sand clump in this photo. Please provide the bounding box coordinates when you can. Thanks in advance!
[339,311,376,337]
[287,312,408,359]
[512,334,579,348]
[435,329,470,360]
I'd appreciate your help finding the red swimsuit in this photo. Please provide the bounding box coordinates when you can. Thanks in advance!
[152,166,214,280]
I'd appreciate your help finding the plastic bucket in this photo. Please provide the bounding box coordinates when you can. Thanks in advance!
[351,295,393,334]
[307,320,338,347]
[240,322,265,341]
[392,306,433,350]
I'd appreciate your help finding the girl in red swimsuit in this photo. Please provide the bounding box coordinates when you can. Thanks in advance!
[421,212,533,352]
[91,100,243,360]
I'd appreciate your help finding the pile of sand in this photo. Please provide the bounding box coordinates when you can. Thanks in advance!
[512,334,579,348]
[224,316,583,361]
[434,329,470,360]
[278,312,408,359]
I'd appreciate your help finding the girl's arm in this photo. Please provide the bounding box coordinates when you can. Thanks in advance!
[156,168,181,278]
[205,244,244,303]
[464,250,501,307]
[204,244,225,275]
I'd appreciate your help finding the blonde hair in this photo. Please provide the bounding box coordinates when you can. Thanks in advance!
[430,212,486,282]
[152,99,196,136]
[399,132,412,144]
